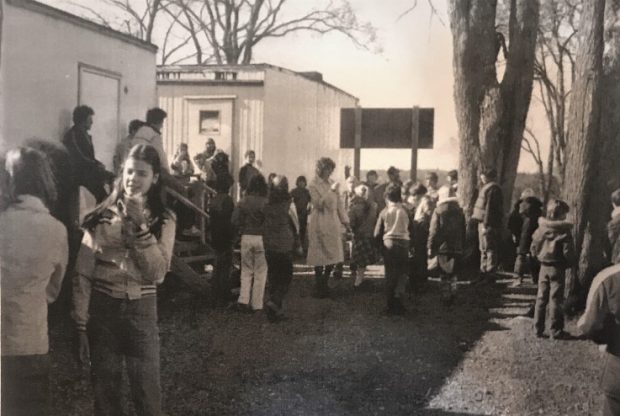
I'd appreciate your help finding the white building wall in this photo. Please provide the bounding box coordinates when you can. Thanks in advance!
[0,0,157,153]
[262,67,356,186]
[157,82,265,179]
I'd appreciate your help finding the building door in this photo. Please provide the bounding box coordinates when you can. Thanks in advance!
[78,64,121,171]
[186,98,234,168]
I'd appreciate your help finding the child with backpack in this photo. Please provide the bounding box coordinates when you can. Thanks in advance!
[232,174,268,312]
[530,199,576,339]
[428,193,466,305]
[1,147,68,416]
[263,175,300,322]
[72,144,176,415]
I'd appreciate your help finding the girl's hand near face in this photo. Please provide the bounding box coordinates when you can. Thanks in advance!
[125,196,147,227]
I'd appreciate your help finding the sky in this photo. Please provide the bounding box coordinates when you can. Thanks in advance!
[47,0,547,173]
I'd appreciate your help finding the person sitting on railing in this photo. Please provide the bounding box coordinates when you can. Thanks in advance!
[170,143,195,181]
[194,138,217,183]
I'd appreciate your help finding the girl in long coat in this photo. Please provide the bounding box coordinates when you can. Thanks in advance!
[306,157,349,298]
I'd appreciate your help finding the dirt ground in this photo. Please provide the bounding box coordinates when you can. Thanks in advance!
[48,265,605,415]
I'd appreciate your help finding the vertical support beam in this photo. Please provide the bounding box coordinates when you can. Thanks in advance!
[353,105,362,179]
[410,106,420,181]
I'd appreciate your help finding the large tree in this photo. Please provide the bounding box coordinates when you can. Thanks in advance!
[448,0,540,218]
[562,0,608,300]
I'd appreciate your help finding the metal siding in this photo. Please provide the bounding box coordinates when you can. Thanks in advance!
[262,68,356,185]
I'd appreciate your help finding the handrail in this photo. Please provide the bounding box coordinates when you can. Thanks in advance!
[191,178,217,196]
[164,186,209,219]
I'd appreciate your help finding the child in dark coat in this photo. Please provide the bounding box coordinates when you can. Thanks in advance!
[232,174,268,311]
[210,174,235,305]
[428,195,466,305]
[530,199,576,339]
[508,189,543,285]
[263,175,300,322]
[348,184,380,288]
[290,176,311,256]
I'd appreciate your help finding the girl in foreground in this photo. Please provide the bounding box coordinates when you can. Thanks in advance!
[73,144,176,416]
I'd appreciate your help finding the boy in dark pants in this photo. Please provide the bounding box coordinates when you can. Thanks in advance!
[472,168,503,281]
[374,184,410,315]
[428,195,466,305]
[264,175,300,322]
[210,174,235,306]
[530,199,576,339]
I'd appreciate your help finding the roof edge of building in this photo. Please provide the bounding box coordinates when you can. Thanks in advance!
[157,63,358,101]
[7,0,158,53]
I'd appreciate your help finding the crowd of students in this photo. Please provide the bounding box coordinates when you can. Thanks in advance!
[1,104,620,415]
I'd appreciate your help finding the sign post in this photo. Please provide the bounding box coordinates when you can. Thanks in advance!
[354,105,362,179]
[340,107,434,180]
[410,106,420,181]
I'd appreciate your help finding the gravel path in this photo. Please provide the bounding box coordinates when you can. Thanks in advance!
[48,266,605,415]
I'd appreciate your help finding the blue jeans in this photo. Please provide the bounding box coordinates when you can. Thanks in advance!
[89,291,161,416]
[534,265,565,336]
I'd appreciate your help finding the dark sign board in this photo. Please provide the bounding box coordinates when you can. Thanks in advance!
[340,108,434,149]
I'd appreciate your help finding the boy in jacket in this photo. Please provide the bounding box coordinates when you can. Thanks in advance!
[530,199,576,339]
[428,195,466,305]
[472,168,503,279]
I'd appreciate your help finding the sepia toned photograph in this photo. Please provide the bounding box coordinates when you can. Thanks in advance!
[1,0,619,414]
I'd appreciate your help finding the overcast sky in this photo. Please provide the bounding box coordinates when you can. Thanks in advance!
[48,0,547,173]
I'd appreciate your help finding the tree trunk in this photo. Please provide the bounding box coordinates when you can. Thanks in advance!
[562,0,606,299]
[448,0,499,217]
[449,0,539,218]
[588,2,620,275]
[498,0,540,214]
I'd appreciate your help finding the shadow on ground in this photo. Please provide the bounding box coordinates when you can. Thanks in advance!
[48,265,507,416]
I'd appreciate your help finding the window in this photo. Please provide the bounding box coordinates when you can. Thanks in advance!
[214,71,238,80]
[199,110,220,134]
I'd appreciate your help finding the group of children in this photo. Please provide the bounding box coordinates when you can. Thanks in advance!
[3,129,620,415]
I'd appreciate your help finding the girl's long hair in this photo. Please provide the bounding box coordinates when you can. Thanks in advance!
[4,146,58,209]
[82,144,171,238]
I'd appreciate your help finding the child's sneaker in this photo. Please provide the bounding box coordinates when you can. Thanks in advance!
[549,331,571,341]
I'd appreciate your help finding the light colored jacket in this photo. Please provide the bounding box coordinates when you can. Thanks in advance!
[1,195,68,355]
[131,125,168,171]
[306,177,348,266]
[578,263,620,358]
[72,203,176,330]
[374,201,410,242]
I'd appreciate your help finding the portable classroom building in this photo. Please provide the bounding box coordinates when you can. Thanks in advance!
[0,0,157,169]
[156,64,357,191]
